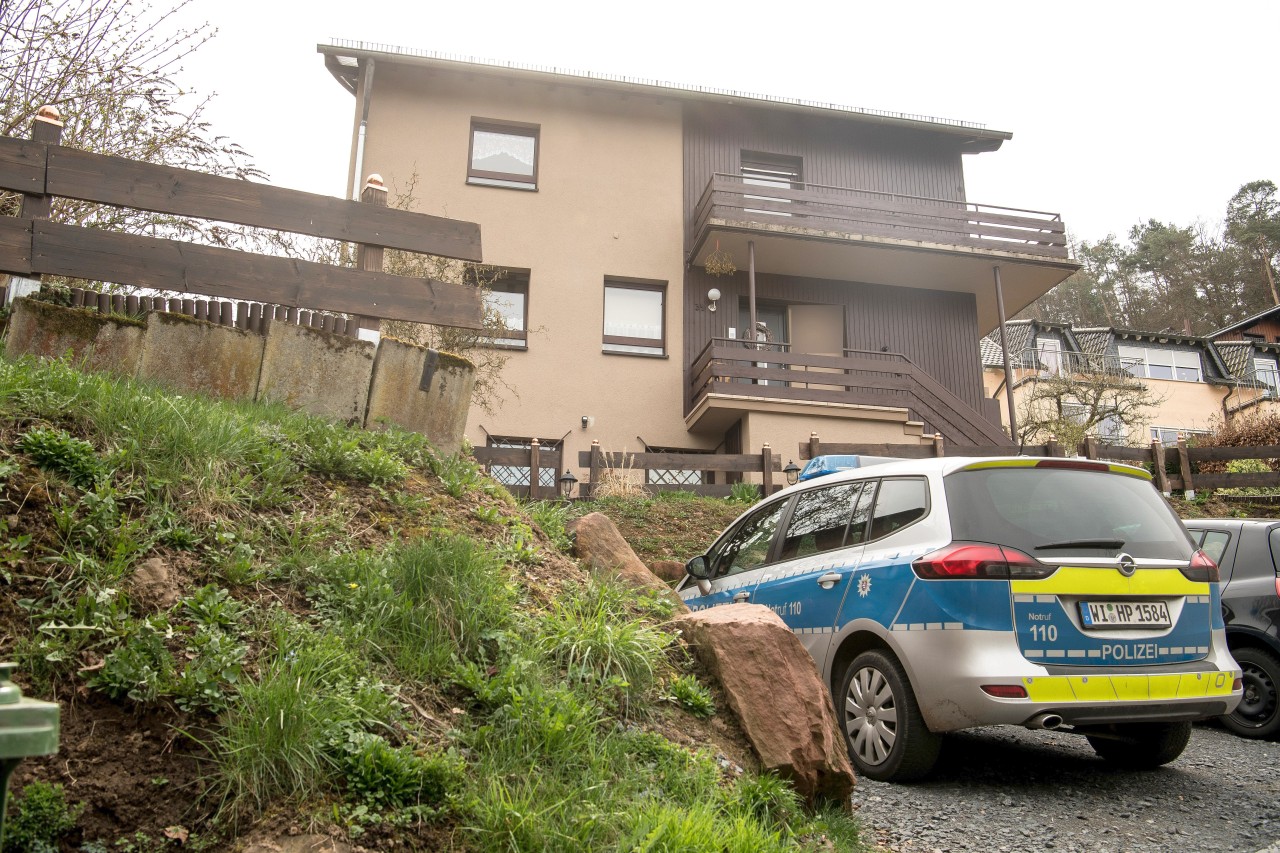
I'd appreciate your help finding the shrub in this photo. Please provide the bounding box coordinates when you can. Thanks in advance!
[2,781,83,853]
[667,674,715,718]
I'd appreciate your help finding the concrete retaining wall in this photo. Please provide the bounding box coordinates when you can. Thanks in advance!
[367,337,478,455]
[2,298,475,451]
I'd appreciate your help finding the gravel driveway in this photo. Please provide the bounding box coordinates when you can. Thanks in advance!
[851,724,1280,852]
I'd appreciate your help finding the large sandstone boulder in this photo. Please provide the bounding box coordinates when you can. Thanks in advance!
[566,513,687,612]
[648,559,687,583]
[672,604,855,806]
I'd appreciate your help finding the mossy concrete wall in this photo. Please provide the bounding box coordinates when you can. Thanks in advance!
[3,299,478,451]
[257,321,377,425]
[367,337,476,455]
[136,312,265,400]
[5,298,145,376]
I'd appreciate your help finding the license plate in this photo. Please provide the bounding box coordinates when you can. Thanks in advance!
[1079,600,1171,629]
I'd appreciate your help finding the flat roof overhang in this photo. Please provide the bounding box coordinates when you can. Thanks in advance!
[685,393,914,435]
[688,222,1081,336]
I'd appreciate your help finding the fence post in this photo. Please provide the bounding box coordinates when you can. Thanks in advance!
[1046,434,1062,458]
[761,443,773,495]
[5,106,64,305]
[932,433,945,457]
[809,432,820,461]
[589,440,602,500]
[1177,434,1195,501]
[355,174,388,335]
[1152,440,1170,496]
[1082,435,1098,460]
[529,438,541,500]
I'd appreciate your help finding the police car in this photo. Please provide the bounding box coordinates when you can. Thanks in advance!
[678,457,1243,781]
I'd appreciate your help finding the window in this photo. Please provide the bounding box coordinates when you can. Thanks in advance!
[1117,344,1203,382]
[603,279,665,355]
[485,437,559,492]
[1255,357,1279,397]
[1150,427,1209,446]
[1197,531,1231,566]
[867,478,929,542]
[483,270,529,348]
[1036,337,1064,376]
[468,119,538,190]
[741,152,802,217]
[778,482,864,561]
[711,500,787,578]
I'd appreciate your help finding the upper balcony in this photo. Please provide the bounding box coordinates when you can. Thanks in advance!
[687,175,1080,332]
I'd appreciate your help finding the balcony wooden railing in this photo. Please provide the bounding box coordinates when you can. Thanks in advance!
[689,174,1069,261]
[689,338,1011,446]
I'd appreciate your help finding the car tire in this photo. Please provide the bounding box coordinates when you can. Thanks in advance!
[1084,721,1192,768]
[1220,646,1280,739]
[838,649,941,782]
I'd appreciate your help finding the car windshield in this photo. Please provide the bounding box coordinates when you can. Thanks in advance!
[944,466,1193,561]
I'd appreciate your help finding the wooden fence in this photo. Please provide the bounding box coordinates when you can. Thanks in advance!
[802,432,1280,496]
[0,106,484,329]
[470,440,783,500]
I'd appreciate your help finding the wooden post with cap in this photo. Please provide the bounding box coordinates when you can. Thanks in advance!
[355,174,388,334]
[5,106,64,305]
[761,443,773,495]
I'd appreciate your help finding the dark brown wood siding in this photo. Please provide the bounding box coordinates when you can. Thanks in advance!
[1217,316,1280,344]
[684,265,986,414]
[682,102,968,243]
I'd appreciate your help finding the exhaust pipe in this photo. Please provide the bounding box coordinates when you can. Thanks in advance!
[1026,712,1063,730]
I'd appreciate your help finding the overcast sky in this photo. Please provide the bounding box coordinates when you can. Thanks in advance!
[172,0,1277,245]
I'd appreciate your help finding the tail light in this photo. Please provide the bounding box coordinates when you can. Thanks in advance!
[912,542,1055,580]
[1180,549,1219,583]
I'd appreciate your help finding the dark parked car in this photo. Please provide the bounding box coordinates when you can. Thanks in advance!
[1184,519,1280,738]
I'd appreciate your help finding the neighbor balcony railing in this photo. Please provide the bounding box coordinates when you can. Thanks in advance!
[1011,351,1144,379]
[689,174,1070,261]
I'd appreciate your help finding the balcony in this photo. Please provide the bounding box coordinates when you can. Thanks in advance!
[1013,351,1145,382]
[687,175,1080,332]
[688,338,1011,447]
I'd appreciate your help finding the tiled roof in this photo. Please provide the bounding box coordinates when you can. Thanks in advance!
[979,335,1005,367]
[990,321,1033,360]
[1071,328,1112,356]
[1215,341,1256,378]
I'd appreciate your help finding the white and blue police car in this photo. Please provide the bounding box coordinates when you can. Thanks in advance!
[678,456,1242,781]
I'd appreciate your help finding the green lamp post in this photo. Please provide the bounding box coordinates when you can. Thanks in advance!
[0,662,60,846]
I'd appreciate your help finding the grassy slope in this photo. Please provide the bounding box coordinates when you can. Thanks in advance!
[0,351,867,853]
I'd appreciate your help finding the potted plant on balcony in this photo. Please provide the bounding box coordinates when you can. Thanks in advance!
[703,240,737,277]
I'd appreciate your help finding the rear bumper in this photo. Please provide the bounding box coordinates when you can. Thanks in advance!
[902,628,1242,732]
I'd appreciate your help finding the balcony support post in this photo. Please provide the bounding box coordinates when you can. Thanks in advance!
[993,265,1019,443]
[747,240,757,346]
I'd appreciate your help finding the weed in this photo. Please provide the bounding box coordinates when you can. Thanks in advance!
[174,628,246,714]
[182,585,245,632]
[210,615,401,810]
[724,772,803,834]
[654,489,698,502]
[525,500,571,552]
[2,781,84,853]
[537,580,672,714]
[496,524,541,565]
[472,504,504,525]
[17,426,107,489]
[437,453,484,498]
[667,674,715,718]
[619,801,791,853]
[89,616,175,703]
[336,731,465,809]
[729,481,761,505]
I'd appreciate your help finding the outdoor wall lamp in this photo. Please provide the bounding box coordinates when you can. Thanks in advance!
[559,469,578,499]
[707,288,721,312]
[784,460,801,486]
[581,415,590,429]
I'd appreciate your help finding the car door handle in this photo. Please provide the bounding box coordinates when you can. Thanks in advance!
[732,591,751,603]
[817,572,842,589]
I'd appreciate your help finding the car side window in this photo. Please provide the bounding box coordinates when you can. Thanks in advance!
[711,500,788,578]
[778,482,863,561]
[1199,531,1230,566]
[867,477,929,542]
[847,480,876,546]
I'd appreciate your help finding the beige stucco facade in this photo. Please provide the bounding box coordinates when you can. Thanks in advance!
[355,64,696,475]
[983,365,1269,445]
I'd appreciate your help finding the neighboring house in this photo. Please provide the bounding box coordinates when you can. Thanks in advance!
[982,320,1278,446]
[320,44,1079,489]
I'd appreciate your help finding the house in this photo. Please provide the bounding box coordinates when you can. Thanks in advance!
[319,43,1080,490]
[981,319,1278,446]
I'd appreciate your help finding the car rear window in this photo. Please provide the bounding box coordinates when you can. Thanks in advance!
[944,467,1193,561]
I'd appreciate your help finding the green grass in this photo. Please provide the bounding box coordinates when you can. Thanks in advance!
[0,352,869,851]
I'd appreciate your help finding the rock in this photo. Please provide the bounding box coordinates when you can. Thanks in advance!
[672,603,855,806]
[566,513,687,611]
[240,834,352,853]
[648,559,687,583]
[130,557,180,608]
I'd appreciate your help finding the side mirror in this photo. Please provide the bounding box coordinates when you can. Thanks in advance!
[685,554,710,580]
